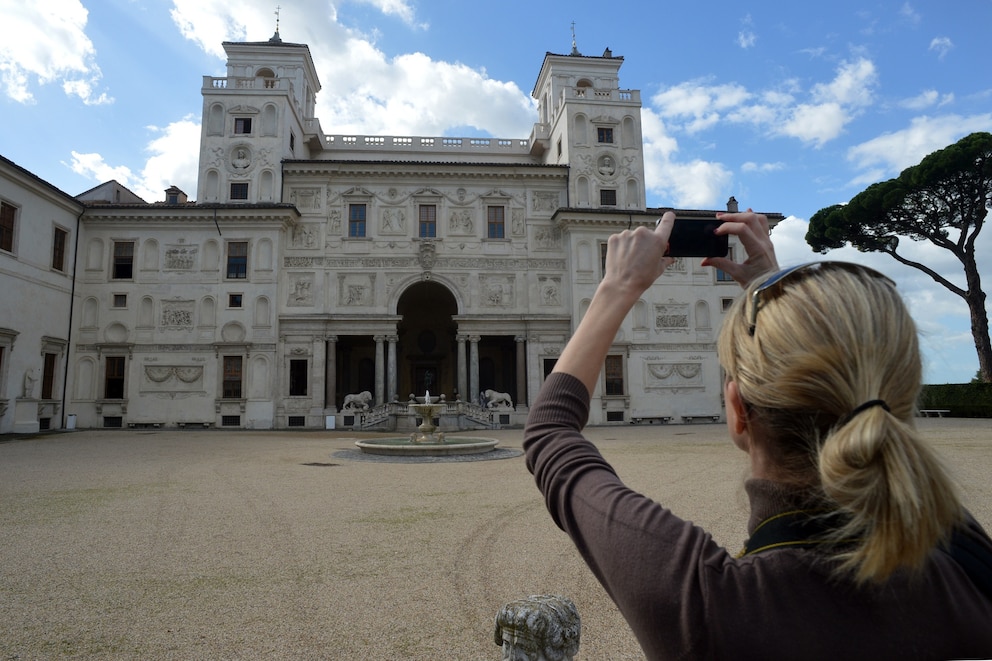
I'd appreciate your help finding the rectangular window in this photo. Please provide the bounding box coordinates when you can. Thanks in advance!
[605,355,625,396]
[234,117,252,134]
[597,127,614,143]
[223,356,243,399]
[230,182,249,200]
[289,359,308,396]
[228,293,243,308]
[52,227,67,271]
[600,242,608,279]
[487,206,505,239]
[112,241,134,279]
[105,356,126,399]
[716,247,735,282]
[418,205,437,238]
[600,189,617,206]
[226,241,248,279]
[0,201,15,253]
[41,352,57,399]
[349,204,367,237]
[113,294,127,308]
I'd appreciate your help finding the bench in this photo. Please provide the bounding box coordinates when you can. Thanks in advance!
[128,422,162,429]
[918,409,950,418]
[630,416,673,425]
[682,414,721,423]
[177,422,213,429]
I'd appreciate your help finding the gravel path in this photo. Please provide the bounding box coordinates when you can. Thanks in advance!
[1,419,990,660]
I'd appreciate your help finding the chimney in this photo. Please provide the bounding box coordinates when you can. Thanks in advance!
[726,196,739,213]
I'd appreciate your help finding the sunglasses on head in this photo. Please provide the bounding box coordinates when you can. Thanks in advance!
[747,261,896,336]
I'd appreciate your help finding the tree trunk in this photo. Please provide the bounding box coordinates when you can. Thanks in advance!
[963,261,992,382]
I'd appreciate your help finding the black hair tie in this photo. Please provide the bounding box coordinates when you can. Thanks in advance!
[839,399,890,426]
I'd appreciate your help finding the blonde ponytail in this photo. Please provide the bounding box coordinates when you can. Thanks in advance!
[819,404,962,583]
[718,263,964,583]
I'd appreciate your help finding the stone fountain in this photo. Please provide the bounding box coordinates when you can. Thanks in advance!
[354,390,499,457]
[410,390,444,444]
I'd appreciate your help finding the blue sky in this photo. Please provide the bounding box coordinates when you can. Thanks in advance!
[2,0,991,383]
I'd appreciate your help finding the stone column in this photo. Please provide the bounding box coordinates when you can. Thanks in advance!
[313,337,326,410]
[469,335,480,405]
[386,335,398,402]
[456,334,468,401]
[515,335,526,410]
[374,335,385,405]
[325,335,337,412]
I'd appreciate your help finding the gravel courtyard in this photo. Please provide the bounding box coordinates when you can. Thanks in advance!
[2,419,990,660]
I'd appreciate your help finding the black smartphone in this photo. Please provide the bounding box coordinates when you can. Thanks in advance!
[665,218,728,258]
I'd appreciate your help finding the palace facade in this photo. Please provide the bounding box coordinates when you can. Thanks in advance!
[0,33,782,434]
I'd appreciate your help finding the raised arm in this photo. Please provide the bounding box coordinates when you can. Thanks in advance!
[552,212,675,394]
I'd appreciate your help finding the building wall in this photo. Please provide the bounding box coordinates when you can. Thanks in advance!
[0,158,80,433]
[2,36,782,433]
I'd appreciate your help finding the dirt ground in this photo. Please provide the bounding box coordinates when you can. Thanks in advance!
[1,418,989,659]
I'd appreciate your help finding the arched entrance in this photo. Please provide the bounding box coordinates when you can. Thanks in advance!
[396,282,458,400]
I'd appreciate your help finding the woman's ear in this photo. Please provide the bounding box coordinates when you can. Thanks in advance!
[725,380,751,452]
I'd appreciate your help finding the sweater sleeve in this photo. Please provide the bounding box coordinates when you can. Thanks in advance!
[524,372,729,659]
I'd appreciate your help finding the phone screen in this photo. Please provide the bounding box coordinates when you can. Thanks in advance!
[665,219,728,258]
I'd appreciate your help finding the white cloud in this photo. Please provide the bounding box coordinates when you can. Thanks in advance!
[847,113,992,179]
[67,151,135,186]
[737,14,756,49]
[898,89,955,110]
[741,161,784,173]
[0,0,111,104]
[929,36,953,60]
[65,117,201,202]
[641,110,733,208]
[811,58,877,107]
[356,0,423,27]
[168,2,534,138]
[777,102,849,146]
[899,2,922,25]
[135,117,203,202]
[650,59,876,147]
[651,80,752,133]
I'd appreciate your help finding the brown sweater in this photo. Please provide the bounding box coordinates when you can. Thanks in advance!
[524,372,992,660]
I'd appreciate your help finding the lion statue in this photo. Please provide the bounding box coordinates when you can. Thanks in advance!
[482,389,513,410]
[342,390,373,411]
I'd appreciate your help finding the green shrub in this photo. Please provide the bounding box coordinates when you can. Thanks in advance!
[919,382,992,418]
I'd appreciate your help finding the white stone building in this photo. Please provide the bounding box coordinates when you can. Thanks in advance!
[0,33,781,433]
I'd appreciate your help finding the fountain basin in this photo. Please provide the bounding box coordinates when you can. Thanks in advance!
[355,436,499,457]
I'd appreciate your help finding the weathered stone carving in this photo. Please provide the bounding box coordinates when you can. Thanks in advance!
[161,301,195,329]
[494,595,580,661]
[655,303,689,331]
[165,246,197,270]
[288,275,314,306]
[449,208,474,234]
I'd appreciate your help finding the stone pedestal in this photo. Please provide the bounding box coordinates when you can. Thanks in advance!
[13,399,40,434]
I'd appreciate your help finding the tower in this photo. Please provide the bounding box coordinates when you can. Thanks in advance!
[530,45,646,210]
[196,31,323,204]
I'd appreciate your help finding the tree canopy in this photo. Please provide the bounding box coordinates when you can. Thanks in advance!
[807,131,992,382]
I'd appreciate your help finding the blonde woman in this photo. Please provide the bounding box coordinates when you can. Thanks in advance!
[524,211,992,660]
